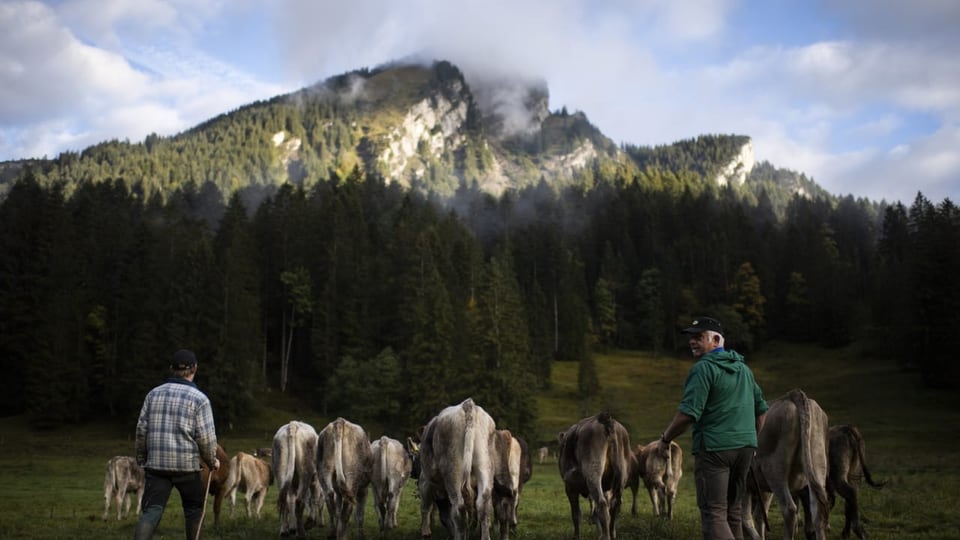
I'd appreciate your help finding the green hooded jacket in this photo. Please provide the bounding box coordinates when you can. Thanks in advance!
[678,348,768,454]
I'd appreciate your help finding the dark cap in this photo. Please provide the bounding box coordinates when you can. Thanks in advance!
[681,317,723,336]
[171,349,197,369]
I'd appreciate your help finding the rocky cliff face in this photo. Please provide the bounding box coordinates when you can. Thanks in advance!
[379,94,470,184]
[716,139,755,186]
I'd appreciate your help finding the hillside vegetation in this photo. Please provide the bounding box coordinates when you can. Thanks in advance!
[0,342,957,539]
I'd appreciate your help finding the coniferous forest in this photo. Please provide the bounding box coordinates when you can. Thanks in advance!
[1,162,957,436]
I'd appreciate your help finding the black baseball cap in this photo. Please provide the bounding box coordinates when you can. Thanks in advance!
[681,317,723,336]
[171,349,197,369]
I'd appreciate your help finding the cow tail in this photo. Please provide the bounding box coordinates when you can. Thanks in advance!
[334,418,350,498]
[664,442,675,486]
[462,398,476,494]
[793,390,830,529]
[278,423,297,495]
[851,426,886,489]
[610,425,625,492]
[379,436,389,490]
[104,459,116,494]
[226,454,241,493]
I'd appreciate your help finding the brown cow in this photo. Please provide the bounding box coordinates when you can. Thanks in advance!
[743,389,830,540]
[628,439,683,519]
[417,398,497,540]
[492,430,533,540]
[558,412,634,540]
[273,421,324,539]
[827,424,886,540]
[224,451,273,518]
[102,456,145,520]
[370,435,413,532]
[199,444,231,525]
[317,417,373,540]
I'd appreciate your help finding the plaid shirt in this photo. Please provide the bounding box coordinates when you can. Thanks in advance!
[135,378,218,472]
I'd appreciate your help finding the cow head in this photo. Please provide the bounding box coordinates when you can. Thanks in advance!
[406,436,421,479]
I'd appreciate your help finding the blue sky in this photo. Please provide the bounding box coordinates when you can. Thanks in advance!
[1,0,958,204]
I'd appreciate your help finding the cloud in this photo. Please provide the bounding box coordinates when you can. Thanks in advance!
[2,0,957,203]
[0,0,283,160]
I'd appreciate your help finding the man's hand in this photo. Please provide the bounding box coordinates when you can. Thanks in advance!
[212,458,220,471]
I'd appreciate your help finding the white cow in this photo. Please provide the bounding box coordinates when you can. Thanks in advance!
[743,389,830,540]
[224,451,273,518]
[628,439,683,519]
[102,456,144,520]
[492,430,533,540]
[557,412,634,540]
[317,417,373,540]
[417,398,497,540]
[273,421,324,539]
[370,435,413,532]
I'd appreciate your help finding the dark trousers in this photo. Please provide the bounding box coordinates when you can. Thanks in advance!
[134,469,205,540]
[693,447,755,540]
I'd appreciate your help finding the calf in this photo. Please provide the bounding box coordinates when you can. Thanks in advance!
[743,388,830,540]
[370,435,413,532]
[492,430,533,540]
[102,456,145,520]
[224,451,273,518]
[254,447,273,458]
[417,398,497,540]
[827,424,887,539]
[317,417,373,540]
[558,412,634,540]
[199,444,231,525]
[628,439,683,519]
[273,421,325,539]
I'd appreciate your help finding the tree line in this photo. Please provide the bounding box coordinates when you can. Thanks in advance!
[0,167,956,438]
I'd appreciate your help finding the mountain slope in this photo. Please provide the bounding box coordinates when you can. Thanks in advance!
[0,59,826,209]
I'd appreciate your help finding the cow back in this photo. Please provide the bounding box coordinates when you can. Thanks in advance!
[317,417,373,502]
[559,412,632,496]
[372,436,412,494]
[754,389,830,539]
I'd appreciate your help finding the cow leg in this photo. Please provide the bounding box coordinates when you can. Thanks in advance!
[214,491,224,525]
[387,489,399,529]
[647,484,661,517]
[774,487,799,540]
[356,485,369,539]
[248,487,259,518]
[115,490,126,520]
[257,487,268,519]
[564,485,581,540]
[103,484,112,521]
[834,479,864,540]
[227,483,238,518]
[589,483,612,540]
[609,489,623,539]
[135,486,144,517]
[666,484,677,520]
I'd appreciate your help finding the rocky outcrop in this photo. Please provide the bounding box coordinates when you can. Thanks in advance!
[716,140,755,187]
[379,95,469,182]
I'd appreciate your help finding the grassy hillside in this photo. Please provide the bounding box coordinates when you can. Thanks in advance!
[1,342,957,539]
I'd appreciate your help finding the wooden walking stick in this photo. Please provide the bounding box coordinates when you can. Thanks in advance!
[195,463,215,540]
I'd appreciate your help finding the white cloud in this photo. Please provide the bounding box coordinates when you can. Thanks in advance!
[2,0,958,203]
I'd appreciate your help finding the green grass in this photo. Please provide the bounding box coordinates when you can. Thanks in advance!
[1,341,958,539]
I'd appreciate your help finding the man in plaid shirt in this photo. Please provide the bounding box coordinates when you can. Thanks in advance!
[134,349,220,539]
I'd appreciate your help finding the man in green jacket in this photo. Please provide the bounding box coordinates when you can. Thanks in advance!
[660,317,768,540]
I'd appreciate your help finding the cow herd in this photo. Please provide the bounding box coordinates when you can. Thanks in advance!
[102,389,885,539]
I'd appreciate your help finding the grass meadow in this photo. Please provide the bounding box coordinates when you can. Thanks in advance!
[1,341,959,539]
